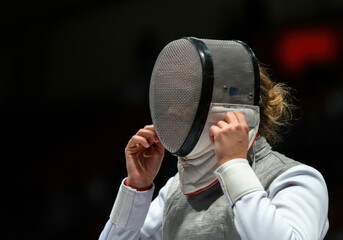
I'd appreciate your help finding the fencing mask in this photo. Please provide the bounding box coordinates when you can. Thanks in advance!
[149,37,260,194]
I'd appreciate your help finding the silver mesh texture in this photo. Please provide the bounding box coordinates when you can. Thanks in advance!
[149,39,203,154]
[202,39,255,105]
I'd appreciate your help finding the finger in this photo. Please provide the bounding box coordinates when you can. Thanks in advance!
[136,128,156,139]
[217,120,227,128]
[209,125,220,144]
[234,111,247,124]
[224,111,239,124]
[233,111,249,132]
[136,129,157,145]
[154,141,165,155]
[128,135,150,148]
[144,124,154,131]
[143,125,160,143]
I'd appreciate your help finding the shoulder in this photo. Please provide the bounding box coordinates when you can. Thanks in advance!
[254,149,301,189]
[270,164,328,194]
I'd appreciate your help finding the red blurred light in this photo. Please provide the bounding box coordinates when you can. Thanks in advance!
[277,27,339,73]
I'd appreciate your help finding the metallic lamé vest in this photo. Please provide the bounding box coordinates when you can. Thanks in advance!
[162,137,300,240]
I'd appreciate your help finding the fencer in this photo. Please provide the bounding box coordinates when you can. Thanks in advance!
[99,37,329,240]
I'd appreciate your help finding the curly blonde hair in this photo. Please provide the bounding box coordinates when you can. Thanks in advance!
[258,66,294,145]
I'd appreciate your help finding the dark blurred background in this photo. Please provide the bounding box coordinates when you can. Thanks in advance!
[1,0,342,239]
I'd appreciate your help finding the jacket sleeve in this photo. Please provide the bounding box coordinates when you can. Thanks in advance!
[214,159,329,240]
[99,178,173,240]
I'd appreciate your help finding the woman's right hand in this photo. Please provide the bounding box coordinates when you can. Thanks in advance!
[125,125,165,189]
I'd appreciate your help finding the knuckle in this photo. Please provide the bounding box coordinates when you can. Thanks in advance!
[234,125,241,131]
[219,128,228,135]
[225,111,232,119]
[217,120,225,127]
[243,124,249,132]
[136,128,144,134]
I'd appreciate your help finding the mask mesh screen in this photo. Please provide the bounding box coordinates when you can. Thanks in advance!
[149,39,203,154]
[202,39,255,105]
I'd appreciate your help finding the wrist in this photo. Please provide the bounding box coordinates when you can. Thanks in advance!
[215,158,263,204]
[218,154,247,166]
[125,178,153,191]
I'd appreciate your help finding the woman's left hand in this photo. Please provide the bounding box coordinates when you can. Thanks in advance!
[209,111,249,166]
